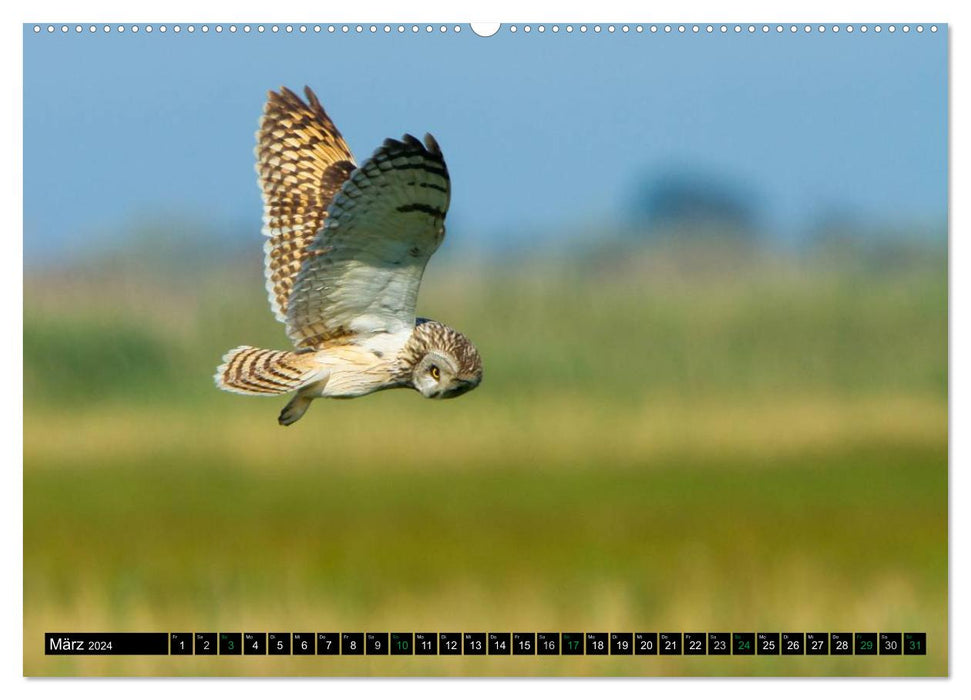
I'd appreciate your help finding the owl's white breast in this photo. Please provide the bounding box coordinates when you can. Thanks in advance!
[311,329,414,398]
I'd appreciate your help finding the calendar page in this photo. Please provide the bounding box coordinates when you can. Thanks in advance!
[23,20,947,677]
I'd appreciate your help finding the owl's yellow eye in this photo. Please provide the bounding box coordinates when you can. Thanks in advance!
[430,365,441,381]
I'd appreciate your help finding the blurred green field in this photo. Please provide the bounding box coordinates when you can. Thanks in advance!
[23,240,948,676]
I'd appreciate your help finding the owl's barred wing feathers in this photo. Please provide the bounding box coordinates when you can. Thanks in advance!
[285,132,451,348]
[257,86,356,324]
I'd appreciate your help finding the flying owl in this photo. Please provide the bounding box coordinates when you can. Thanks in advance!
[214,86,482,425]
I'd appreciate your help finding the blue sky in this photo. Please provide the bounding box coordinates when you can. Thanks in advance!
[23,24,947,262]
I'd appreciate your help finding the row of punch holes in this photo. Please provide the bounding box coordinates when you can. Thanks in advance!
[32,24,940,36]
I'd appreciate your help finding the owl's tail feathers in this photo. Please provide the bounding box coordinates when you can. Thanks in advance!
[214,345,318,396]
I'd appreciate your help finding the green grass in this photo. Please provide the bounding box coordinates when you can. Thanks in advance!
[24,440,947,676]
[23,243,948,675]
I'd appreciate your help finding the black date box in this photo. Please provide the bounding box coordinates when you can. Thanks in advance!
[831,633,853,655]
[244,633,266,655]
[538,632,560,655]
[194,633,216,656]
[659,632,682,655]
[170,633,192,655]
[855,632,877,656]
[733,633,755,655]
[315,633,338,655]
[635,632,658,655]
[292,633,315,655]
[268,633,290,655]
[513,632,535,655]
[806,632,828,655]
[463,632,486,655]
[684,632,705,655]
[708,633,730,655]
[781,633,804,655]
[390,633,413,655]
[562,633,584,655]
[489,633,511,655]
[904,633,926,655]
[414,633,437,655]
[341,632,364,655]
[219,633,241,656]
[879,633,901,655]
[439,633,461,655]
[757,632,780,655]
[585,633,608,655]
[610,633,633,655]
[366,632,389,655]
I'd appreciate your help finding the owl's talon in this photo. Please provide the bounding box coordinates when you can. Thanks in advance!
[278,394,312,426]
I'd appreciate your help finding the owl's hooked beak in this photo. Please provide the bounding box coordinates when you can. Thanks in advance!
[436,377,480,399]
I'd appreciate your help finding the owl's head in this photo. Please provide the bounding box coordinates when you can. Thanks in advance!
[407,319,482,399]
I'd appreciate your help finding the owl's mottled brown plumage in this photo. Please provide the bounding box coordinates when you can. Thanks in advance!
[215,86,482,425]
[258,86,356,324]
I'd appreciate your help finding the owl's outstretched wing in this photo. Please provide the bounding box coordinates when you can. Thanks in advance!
[257,86,357,324]
[285,133,450,348]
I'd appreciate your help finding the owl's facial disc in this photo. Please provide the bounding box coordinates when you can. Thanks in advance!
[413,351,479,399]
